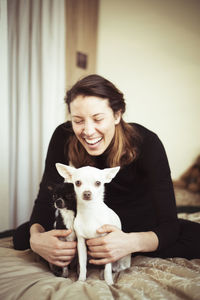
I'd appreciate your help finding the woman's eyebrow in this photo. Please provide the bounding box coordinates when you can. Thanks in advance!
[71,113,105,118]
[71,115,82,118]
[93,113,105,117]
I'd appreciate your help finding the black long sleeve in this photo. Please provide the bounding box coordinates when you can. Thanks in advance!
[30,122,179,251]
[137,126,179,250]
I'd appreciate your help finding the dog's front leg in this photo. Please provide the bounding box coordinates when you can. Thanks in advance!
[77,236,87,281]
[104,263,113,285]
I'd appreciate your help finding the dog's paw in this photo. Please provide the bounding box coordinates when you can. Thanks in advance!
[112,255,131,272]
[62,266,69,278]
[78,275,86,281]
[104,273,114,285]
[78,276,86,281]
[112,261,122,273]
[49,264,69,278]
[99,269,104,280]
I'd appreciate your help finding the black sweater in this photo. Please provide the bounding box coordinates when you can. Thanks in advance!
[30,122,179,251]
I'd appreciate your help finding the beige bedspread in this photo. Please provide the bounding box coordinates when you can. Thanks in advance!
[0,212,200,300]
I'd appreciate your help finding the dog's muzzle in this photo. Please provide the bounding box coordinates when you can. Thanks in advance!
[82,191,92,200]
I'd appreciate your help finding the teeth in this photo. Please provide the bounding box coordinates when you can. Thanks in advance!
[85,137,102,145]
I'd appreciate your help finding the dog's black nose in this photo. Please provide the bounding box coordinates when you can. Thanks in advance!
[55,198,65,208]
[83,191,92,200]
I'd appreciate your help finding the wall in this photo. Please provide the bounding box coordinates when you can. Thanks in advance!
[97,0,200,179]
[65,0,99,89]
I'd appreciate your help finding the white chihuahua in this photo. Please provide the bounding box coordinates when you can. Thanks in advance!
[56,163,131,285]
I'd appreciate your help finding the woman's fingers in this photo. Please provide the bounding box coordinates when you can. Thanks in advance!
[97,224,119,234]
[53,247,76,255]
[49,253,77,266]
[89,257,112,265]
[56,256,74,261]
[87,245,107,252]
[86,225,120,247]
[51,251,76,260]
[51,260,71,267]
[88,251,109,258]
[55,240,77,251]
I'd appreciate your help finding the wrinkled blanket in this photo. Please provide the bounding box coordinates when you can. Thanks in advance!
[0,212,200,300]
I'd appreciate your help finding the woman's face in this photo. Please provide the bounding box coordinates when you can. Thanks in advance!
[70,95,121,156]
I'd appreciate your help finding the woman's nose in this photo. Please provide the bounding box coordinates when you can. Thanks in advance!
[83,121,95,136]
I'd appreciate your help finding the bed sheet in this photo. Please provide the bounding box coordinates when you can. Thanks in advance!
[0,212,200,300]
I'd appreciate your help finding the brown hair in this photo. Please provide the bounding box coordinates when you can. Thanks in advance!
[65,74,141,168]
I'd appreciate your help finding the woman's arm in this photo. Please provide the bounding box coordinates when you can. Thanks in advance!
[30,223,77,266]
[139,132,179,251]
[86,225,159,265]
[28,123,78,266]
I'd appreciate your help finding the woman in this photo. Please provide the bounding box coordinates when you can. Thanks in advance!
[13,74,200,269]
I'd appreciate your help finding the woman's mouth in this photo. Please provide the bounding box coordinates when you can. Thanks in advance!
[84,137,103,146]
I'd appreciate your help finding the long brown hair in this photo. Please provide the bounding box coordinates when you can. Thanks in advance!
[65,74,141,168]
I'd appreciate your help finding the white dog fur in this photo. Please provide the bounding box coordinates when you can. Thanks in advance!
[56,163,131,285]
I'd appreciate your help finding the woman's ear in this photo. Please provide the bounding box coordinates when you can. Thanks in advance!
[114,110,121,125]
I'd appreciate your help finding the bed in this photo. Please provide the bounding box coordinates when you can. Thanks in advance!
[0,189,200,300]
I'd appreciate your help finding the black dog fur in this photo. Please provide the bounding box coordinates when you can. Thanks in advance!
[49,182,77,277]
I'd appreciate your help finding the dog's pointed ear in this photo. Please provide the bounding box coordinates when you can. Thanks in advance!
[55,163,75,183]
[103,166,120,183]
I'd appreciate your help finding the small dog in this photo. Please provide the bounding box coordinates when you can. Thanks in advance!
[49,182,77,277]
[56,163,131,285]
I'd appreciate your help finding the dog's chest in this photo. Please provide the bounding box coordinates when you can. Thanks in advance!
[74,207,120,239]
[74,216,103,239]
[59,209,76,241]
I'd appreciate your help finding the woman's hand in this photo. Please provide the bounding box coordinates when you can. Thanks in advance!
[30,224,77,267]
[86,225,133,265]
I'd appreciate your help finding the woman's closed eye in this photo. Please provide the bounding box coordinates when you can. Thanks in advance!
[94,118,104,123]
[73,119,84,124]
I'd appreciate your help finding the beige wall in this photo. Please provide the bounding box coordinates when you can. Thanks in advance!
[65,0,99,89]
[97,0,200,179]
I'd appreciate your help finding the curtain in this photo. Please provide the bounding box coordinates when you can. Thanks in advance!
[0,0,10,231]
[8,0,66,228]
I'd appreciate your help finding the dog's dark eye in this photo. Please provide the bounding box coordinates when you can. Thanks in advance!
[75,180,82,187]
[95,181,101,187]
